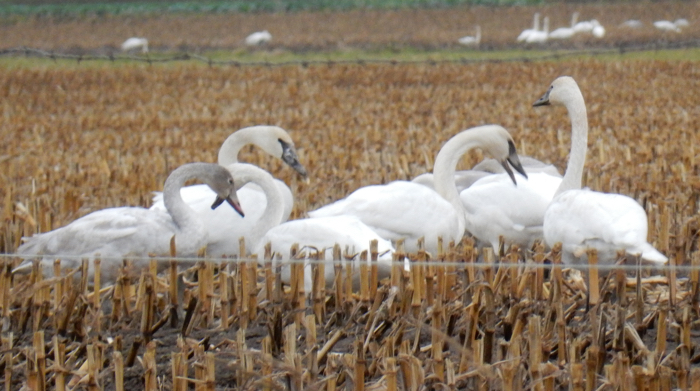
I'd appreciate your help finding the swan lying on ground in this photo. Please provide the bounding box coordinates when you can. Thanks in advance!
[458,26,481,46]
[245,30,272,46]
[14,163,244,282]
[534,76,667,265]
[121,37,149,53]
[254,215,395,292]
[150,125,307,257]
[309,125,527,256]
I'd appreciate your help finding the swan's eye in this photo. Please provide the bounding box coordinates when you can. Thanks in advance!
[228,179,234,185]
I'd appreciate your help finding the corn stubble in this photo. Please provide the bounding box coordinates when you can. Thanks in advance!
[2,59,700,389]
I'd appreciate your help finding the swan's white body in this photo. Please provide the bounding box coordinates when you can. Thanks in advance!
[15,163,244,281]
[654,20,681,32]
[121,37,149,53]
[150,126,306,257]
[245,30,272,46]
[591,20,606,38]
[458,26,481,46]
[674,18,689,28]
[534,76,667,265]
[411,156,561,193]
[620,20,643,29]
[517,13,541,42]
[573,20,594,33]
[309,125,527,256]
[254,215,395,292]
[526,16,550,43]
[460,172,561,250]
[549,12,579,40]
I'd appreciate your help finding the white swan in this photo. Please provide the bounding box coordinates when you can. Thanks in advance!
[517,13,541,42]
[245,30,272,46]
[653,20,681,32]
[253,215,395,292]
[308,125,527,256]
[526,16,550,43]
[674,18,690,28]
[533,76,667,265]
[14,163,244,282]
[458,166,562,251]
[549,12,579,40]
[223,163,286,253]
[591,20,606,38]
[150,125,307,257]
[620,20,643,29]
[458,26,481,46]
[411,155,561,193]
[121,37,149,53]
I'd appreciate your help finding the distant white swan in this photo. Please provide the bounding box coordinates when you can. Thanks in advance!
[14,163,244,282]
[458,25,481,46]
[620,20,643,29]
[517,13,541,42]
[254,215,395,292]
[121,37,149,53]
[534,76,667,265]
[150,125,307,257]
[591,20,606,38]
[308,125,527,255]
[549,12,579,40]
[245,30,272,46]
[654,20,681,32]
[526,16,550,43]
[674,18,690,28]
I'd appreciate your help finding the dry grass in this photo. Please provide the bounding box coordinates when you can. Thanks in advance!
[1,2,700,51]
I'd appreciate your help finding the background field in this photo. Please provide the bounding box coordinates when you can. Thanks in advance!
[1,1,699,53]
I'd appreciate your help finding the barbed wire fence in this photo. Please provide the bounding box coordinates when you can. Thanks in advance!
[2,39,700,67]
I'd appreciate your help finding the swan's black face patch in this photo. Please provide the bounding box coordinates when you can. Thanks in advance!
[533,85,553,107]
[279,139,308,178]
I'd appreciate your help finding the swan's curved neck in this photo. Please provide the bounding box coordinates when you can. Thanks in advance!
[163,164,209,253]
[555,89,589,196]
[217,127,264,167]
[433,132,485,233]
[231,164,286,249]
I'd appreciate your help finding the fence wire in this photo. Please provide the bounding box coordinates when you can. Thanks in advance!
[2,40,700,67]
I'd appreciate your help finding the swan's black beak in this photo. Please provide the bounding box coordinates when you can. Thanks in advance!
[280,139,308,178]
[212,195,245,218]
[502,140,528,185]
[533,86,552,107]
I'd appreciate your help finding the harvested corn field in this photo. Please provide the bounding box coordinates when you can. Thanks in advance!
[1,1,700,52]
[2,55,700,389]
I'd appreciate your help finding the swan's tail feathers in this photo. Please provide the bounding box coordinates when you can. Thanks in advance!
[631,243,668,264]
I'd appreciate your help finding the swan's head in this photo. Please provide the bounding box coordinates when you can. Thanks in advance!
[476,125,528,185]
[533,76,579,107]
[207,166,245,217]
[220,125,307,178]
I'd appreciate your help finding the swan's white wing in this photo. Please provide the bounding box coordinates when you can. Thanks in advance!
[308,181,460,253]
[544,189,667,264]
[460,173,561,249]
[17,207,177,277]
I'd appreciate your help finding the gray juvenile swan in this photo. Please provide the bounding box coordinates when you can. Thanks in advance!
[15,163,244,282]
[150,125,307,257]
